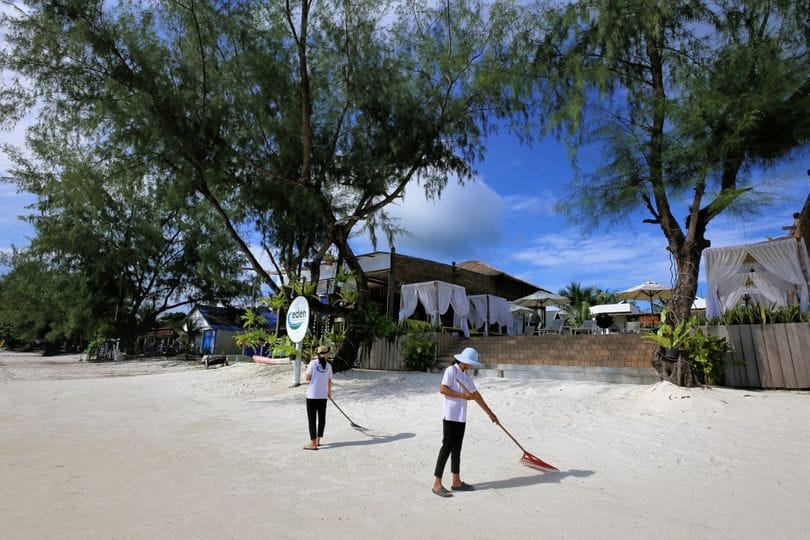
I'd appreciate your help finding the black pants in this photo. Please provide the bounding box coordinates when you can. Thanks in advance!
[306,398,327,440]
[434,419,466,478]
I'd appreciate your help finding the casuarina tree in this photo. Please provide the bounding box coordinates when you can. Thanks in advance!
[505,0,810,384]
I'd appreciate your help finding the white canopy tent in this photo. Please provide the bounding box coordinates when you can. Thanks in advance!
[589,302,641,316]
[468,294,513,335]
[703,238,810,318]
[398,280,470,337]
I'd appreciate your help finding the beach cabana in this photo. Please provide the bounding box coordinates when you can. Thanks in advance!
[703,237,810,317]
[398,280,470,337]
[467,294,513,335]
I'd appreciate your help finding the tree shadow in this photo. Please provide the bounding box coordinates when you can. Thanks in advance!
[318,432,416,448]
[472,469,594,491]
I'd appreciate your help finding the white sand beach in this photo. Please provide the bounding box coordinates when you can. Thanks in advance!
[1,350,809,539]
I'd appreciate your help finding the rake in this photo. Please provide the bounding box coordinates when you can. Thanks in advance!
[456,378,558,472]
[329,396,368,432]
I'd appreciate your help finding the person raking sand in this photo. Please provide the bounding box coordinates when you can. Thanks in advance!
[431,347,498,497]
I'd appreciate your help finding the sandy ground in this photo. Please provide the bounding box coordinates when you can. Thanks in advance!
[1,350,809,539]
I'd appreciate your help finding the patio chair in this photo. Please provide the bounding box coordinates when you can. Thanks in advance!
[537,318,564,335]
[625,321,641,333]
[571,320,596,335]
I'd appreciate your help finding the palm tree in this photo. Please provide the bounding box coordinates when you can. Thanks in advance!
[558,282,598,324]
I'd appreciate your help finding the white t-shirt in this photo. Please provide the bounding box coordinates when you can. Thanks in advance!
[441,364,477,423]
[305,359,333,399]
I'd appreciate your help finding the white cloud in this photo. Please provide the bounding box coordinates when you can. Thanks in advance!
[508,230,677,293]
[356,177,505,262]
[504,192,559,215]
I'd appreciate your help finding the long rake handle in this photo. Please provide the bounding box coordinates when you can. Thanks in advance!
[496,423,529,454]
[329,396,365,429]
[456,377,527,454]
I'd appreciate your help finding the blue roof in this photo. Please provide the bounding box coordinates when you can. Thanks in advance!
[193,305,278,332]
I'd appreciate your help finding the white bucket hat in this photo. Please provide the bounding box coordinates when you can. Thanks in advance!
[454,347,483,367]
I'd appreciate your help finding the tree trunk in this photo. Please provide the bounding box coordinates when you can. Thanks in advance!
[332,325,362,373]
[649,239,706,385]
[650,349,698,387]
[667,243,703,325]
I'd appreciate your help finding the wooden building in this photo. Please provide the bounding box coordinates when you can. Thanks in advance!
[319,249,541,320]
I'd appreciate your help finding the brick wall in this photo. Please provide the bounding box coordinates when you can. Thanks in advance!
[459,334,657,370]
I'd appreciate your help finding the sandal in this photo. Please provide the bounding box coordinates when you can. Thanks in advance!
[431,486,453,498]
[302,445,318,451]
[452,482,475,491]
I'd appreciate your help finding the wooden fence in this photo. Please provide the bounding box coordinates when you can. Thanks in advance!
[356,333,460,371]
[706,323,810,389]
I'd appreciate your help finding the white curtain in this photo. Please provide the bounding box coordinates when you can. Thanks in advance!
[705,245,748,317]
[705,238,810,316]
[747,239,809,312]
[466,295,512,335]
[467,295,489,330]
[398,281,470,337]
[398,284,421,322]
[489,296,513,335]
[449,285,470,337]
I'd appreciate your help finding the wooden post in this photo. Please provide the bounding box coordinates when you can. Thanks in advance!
[387,247,397,321]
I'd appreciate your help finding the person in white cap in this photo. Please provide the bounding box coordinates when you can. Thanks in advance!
[303,345,332,450]
[431,347,498,497]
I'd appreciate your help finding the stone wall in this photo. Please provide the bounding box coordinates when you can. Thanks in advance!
[464,334,657,369]
[358,333,659,384]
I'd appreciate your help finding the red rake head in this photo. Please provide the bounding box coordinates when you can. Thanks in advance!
[520,451,559,472]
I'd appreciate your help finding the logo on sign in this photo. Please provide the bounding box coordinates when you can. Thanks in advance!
[287,309,307,330]
[286,296,310,344]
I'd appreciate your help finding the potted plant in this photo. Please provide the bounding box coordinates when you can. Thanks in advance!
[643,309,691,359]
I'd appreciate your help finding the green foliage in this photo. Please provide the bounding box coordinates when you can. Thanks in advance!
[286,280,317,299]
[400,334,438,372]
[335,267,353,284]
[352,304,396,346]
[517,0,810,324]
[259,293,288,336]
[399,318,439,335]
[324,324,347,353]
[240,308,267,329]
[174,317,200,355]
[706,303,810,325]
[682,328,732,386]
[271,336,298,359]
[645,309,735,385]
[643,309,692,351]
[337,286,359,308]
[233,328,273,356]
[0,250,94,350]
[0,0,513,310]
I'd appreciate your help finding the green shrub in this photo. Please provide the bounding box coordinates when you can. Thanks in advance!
[706,303,810,325]
[271,335,298,358]
[398,318,439,335]
[352,304,396,345]
[683,328,732,385]
[400,334,438,371]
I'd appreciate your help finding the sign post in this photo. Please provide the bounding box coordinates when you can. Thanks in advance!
[285,295,310,387]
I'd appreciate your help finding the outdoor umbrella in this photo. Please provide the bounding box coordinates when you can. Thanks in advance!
[616,280,673,313]
[513,290,570,326]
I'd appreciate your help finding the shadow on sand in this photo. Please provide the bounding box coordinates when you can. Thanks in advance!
[318,432,415,448]
[472,468,594,491]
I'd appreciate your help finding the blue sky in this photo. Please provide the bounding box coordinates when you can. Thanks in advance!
[2,119,808,300]
[350,131,809,297]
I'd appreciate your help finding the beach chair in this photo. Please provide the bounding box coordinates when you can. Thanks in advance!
[537,318,564,335]
[571,320,596,335]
